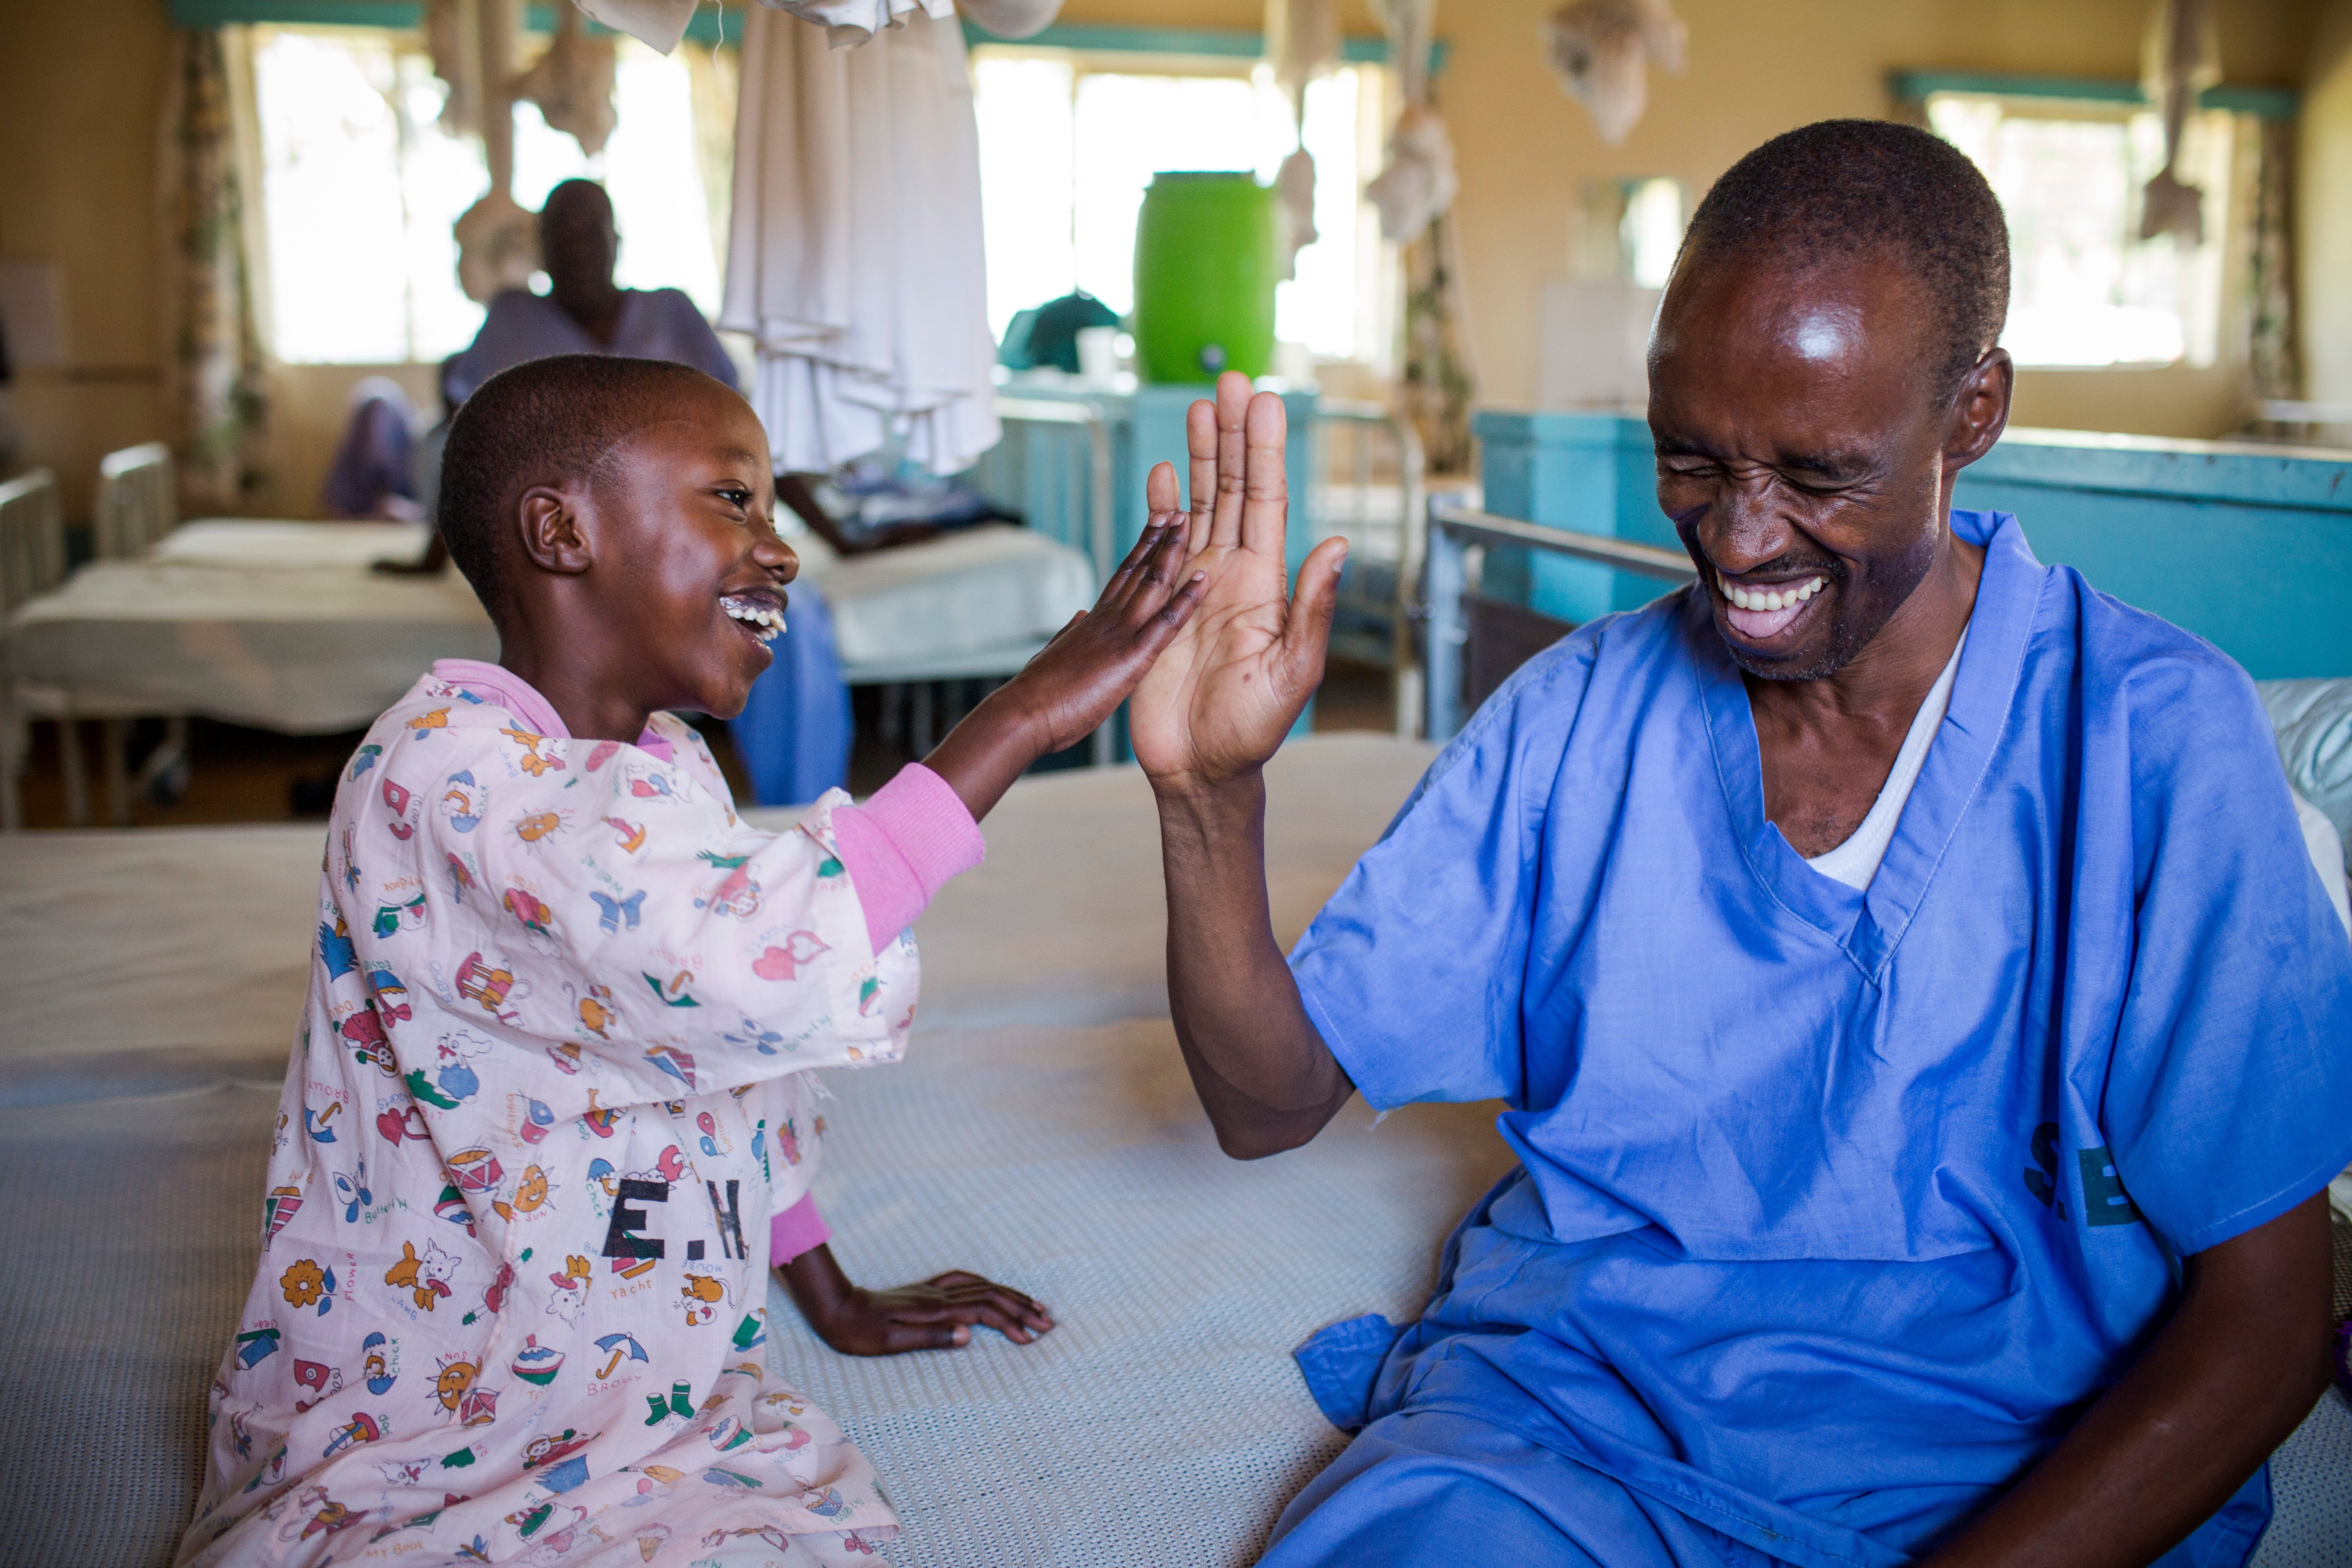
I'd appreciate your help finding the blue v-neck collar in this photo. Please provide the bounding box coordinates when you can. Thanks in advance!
[1694,511,2048,983]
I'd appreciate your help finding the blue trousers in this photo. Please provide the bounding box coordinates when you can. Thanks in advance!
[1262,1410,1757,1568]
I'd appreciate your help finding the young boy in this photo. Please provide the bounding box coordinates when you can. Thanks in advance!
[179,354,1204,1567]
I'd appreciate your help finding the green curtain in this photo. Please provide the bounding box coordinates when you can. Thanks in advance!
[2244,113,2299,404]
[163,28,270,512]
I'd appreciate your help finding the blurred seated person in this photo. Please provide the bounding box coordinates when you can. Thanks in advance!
[321,376,425,520]
[447,176,737,401]
[386,176,939,804]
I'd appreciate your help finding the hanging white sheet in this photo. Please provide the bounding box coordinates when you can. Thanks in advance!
[720,3,1002,476]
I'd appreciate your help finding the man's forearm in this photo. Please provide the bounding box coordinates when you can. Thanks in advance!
[1922,1193,2333,1568]
[1157,771,1354,1157]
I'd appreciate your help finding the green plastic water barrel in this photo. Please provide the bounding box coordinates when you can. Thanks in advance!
[1132,172,1278,384]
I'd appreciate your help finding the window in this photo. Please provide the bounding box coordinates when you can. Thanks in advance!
[971,49,1387,363]
[1926,92,2233,369]
[251,25,723,366]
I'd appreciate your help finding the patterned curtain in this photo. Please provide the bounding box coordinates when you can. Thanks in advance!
[1401,211,1478,477]
[2243,113,2299,404]
[160,29,270,512]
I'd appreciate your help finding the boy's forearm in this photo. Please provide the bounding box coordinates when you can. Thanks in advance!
[1920,1193,2333,1568]
[922,688,1053,823]
[1157,771,1353,1158]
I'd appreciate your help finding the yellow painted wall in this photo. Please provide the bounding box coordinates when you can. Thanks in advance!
[0,0,2338,520]
[2300,0,2352,405]
[1432,0,2322,435]
[0,0,173,521]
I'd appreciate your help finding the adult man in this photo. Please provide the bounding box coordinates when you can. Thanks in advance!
[444,178,738,403]
[1129,121,2352,1567]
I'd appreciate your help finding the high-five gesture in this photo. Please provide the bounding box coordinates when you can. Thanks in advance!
[1138,373,1359,1162]
[1128,373,1350,797]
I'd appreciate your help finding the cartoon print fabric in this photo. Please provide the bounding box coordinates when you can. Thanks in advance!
[180,673,917,1567]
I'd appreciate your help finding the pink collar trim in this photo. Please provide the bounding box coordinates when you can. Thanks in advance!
[429,659,673,761]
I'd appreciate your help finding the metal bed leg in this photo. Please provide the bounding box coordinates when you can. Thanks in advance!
[1425,522,1468,743]
[58,717,89,829]
[102,718,132,827]
[911,682,935,756]
[0,711,20,833]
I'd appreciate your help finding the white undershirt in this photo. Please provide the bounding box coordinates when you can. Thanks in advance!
[1802,629,1969,890]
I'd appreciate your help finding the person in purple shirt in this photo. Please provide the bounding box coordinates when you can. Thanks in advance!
[444,177,739,403]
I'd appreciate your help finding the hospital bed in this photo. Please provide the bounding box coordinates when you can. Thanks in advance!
[2,724,2348,1566]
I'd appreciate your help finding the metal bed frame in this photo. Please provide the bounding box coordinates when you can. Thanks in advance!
[1416,500,1695,743]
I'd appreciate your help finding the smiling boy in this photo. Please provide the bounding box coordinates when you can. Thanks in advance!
[180,353,1204,1566]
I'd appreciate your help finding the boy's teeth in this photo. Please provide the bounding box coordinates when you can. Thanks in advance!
[721,597,786,641]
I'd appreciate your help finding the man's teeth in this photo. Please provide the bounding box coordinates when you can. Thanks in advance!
[1716,571,1825,612]
[722,599,786,641]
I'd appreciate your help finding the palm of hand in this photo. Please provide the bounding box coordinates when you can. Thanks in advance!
[1126,374,1346,792]
[1129,541,1296,786]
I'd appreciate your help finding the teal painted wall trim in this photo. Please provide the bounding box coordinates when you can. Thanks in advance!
[164,0,1433,60]
[1889,69,2298,120]
[1474,408,2352,679]
[167,0,745,41]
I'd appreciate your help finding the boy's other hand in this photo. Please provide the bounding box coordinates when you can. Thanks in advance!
[1128,372,1349,799]
[779,1244,1056,1356]
[922,508,1207,821]
[995,509,1208,754]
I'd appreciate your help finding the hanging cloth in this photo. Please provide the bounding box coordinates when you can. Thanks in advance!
[719,2,1001,475]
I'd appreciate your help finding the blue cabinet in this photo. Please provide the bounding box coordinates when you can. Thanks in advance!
[1473,409,2352,680]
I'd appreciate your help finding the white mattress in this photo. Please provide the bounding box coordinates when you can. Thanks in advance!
[789,525,1096,671]
[0,734,2343,1566]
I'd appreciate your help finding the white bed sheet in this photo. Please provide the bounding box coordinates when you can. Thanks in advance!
[4,558,498,731]
[790,524,1096,670]
[152,519,434,570]
[0,735,2344,1566]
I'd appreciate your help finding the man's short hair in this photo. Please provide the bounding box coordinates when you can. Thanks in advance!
[436,354,725,615]
[1679,119,2011,397]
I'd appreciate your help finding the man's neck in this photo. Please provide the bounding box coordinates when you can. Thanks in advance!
[555,284,625,346]
[1748,536,1983,738]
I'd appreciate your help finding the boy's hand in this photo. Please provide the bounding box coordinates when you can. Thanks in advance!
[997,512,1208,754]
[779,1244,1055,1355]
[923,513,1207,821]
[1128,373,1349,798]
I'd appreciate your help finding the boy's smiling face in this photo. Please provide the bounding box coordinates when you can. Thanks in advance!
[521,381,798,726]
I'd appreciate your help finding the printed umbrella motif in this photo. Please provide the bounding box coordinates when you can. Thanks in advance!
[593,1332,649,1381]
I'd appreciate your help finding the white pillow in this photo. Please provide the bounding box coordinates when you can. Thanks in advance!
[2293,788,2352,940]
[2260,678,2352,866]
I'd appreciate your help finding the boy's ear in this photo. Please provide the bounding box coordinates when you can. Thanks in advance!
[515,486,593,576]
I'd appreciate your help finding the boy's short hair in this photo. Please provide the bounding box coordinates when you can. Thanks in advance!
[436,353,730,615]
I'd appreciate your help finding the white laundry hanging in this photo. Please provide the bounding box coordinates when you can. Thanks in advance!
[720,2,1001,476]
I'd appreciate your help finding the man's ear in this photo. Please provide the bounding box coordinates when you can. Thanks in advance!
[1944,347,2013,472]
[516,486,593,577]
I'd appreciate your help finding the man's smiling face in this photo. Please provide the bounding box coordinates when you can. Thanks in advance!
[1646,254,1963,682]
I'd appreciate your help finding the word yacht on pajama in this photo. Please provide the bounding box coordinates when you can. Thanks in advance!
[181,668,931,1568]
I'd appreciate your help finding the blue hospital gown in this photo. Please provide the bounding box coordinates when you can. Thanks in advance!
[1279,511,2352,1568]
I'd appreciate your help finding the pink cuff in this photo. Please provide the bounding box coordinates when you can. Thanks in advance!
[829,763,986,952]
[770,1193,831,1265]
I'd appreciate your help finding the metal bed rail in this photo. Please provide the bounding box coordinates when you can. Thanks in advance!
[873,396,1116,766]
[1312,399,1425,737]
[1420,501,1696,742]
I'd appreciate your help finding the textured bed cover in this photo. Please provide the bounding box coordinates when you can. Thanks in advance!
[0,734,2342,1567]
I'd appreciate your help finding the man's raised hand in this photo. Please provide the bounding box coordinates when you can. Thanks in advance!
[1128,372,1349,796]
